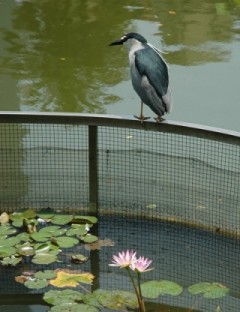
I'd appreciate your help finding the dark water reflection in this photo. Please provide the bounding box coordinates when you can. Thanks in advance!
[0,0,240,130]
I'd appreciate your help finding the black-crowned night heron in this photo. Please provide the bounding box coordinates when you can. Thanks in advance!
[109,32,171,122]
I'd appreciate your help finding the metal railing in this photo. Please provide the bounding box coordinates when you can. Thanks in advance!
[0,112,239,234]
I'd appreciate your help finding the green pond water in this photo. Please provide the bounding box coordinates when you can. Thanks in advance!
[0,0,240,131]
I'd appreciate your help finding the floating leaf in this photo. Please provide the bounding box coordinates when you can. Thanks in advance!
[9,212,24,221]
[0,236,20,247]
[12,219,24,228]
[49,304,98,312]
[95,289,138,310]
[10,209,36,221]
[0,246,16,258]
[81,235,98,244]
[16,232,30,242]
[72,216,97,224]
[32,253,58,265]
[37,209,55,220]
[24,278,48,289]
[83,292,102,308]
[31,226,65,242]
[188,282,229,299]
[52,236,79,248]
[31,232,51,242]
[141,280,183,298]
[84,239,115,250]
[71,254,88,264]
[43,289,84,306]
[15,275,29,284]
[1,255,22,266]
[35,270,57,280]
[66,226,88,237]
[40,225,62,234]
[17,243,35,256]
[49,269,94,288]
[35,243,51,254]
[0,225,17,236]
[51,215,73,225]
[71,223,92,230]
[22,209,37,219]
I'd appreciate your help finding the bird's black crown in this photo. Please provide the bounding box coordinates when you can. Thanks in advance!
[124,32,147,43]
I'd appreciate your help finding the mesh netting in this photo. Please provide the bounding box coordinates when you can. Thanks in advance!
[0,115,239,311]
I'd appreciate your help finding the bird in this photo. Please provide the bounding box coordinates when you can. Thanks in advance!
[109,32,171,122]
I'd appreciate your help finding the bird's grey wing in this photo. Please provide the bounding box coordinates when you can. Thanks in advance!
[134,47,169,98]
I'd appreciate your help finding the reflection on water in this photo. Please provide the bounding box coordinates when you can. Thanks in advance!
[0,0,240,130]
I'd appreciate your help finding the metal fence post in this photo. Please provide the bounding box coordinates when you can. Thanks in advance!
[88,125,98,214]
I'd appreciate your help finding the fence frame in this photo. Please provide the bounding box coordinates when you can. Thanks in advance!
[0,111,240,214]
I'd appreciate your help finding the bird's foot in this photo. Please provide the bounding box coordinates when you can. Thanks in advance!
[155,116,165,123]
[134,115,150,123]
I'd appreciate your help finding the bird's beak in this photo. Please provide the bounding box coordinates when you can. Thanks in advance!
[109,38,124,46]
[109,35,126,46]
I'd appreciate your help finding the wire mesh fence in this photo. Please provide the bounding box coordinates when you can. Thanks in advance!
[0,112,239,311]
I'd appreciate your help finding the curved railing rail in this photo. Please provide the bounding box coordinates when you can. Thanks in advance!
[0,111,240,145]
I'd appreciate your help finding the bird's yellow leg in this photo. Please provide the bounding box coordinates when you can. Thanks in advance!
[134,101,150,123]
[155,115,165,123]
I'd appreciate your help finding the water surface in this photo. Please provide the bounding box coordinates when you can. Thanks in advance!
[0,0,240,131]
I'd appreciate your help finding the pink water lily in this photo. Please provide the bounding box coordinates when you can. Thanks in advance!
[109,250,153,312]
[109,250,137,268]
[131,256,153,273]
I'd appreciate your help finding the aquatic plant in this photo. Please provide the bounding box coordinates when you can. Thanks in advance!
[109,250,153,312]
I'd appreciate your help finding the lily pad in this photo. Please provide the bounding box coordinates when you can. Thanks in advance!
[51,215,73,225]
[0,225,17,236]
[52,236,79,248]
[188,282,229,299]
[95,289,138,310]
[39,225,62,234]
[0,236,20,247]
[49,304,98,312]
[43,289,84,306]
[49,269,94,287]
[71,254,88,264]
[35,270,57,280]
[72,216,97,224]
[1,255,22,266]
[34,243,51,254]
[83,292,102,308]
[16,232,30,242]
[66,226,88,237]
[32,252,58,265]
[37,210,55,220]
[31,226,65,242]
[24,278,48,289]
[81,235,98,244]
[30,232,49,242]
[12,219,24,228]
[17,243,35,256]
[141,280,183,299]
[22,209,37,219]
[10,209,36,221]
[0,246,16,258]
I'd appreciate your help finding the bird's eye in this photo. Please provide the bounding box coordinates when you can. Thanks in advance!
[121,35,127,41]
